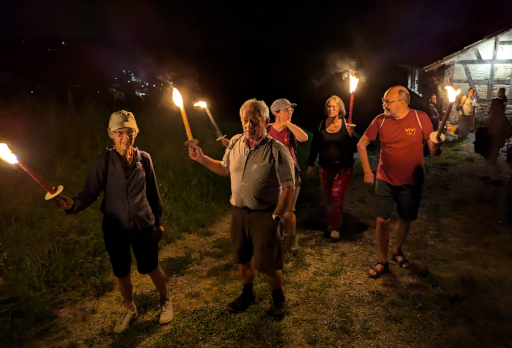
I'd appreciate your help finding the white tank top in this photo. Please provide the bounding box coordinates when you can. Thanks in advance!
[460,96,473,116]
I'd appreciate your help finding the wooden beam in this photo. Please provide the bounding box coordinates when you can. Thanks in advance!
[462,63,476,90]
[453,79,511,84]
[500,40,512,45]
[488,37,498,99]
[457,59,512,64]
[473,47,483,60]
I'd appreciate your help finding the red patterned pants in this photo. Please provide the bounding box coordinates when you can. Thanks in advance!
[319,166,353,232]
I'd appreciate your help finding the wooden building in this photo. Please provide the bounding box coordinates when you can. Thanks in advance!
[424,25,512,123]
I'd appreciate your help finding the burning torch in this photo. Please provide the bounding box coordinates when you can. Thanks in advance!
[0,143,63,200]
[430,86,461,143]
[194,101,226,141]
[172,87,199,146]
[347,75,359,127]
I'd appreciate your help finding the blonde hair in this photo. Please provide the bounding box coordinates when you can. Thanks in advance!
[324,95,346,117]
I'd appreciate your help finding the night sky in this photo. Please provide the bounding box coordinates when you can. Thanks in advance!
[1,0,512,130]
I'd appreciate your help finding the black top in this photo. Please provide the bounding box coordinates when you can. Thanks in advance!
[307,118,358,170]
[427,103,440,131]
[67,146,163,231]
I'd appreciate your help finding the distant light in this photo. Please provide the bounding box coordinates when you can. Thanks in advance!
[115,78,117,79]
[31,91,33,93]
[62,42,65,45]
[141,85,144,87]
[48,49,50,51]
[97,91,99,93]
[153,85,155,87]
[128,81,130,83]
[146,83,148,86]
[161,84,163,86]
[123,70,126,74]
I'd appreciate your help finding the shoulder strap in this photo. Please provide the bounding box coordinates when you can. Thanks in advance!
[379,115,386,130]
[103,150,110,191]
[414,110,423,131]
[318,119,324,132]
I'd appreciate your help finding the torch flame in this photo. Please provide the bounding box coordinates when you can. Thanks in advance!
[350,75,359,93]
[172,88,184,108]
[194,101,207,108]
[0,143,18,164]
[445,86,461,103]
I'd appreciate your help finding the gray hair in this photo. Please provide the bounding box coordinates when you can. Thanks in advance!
[324,95,346,117]
[239,98,270,121]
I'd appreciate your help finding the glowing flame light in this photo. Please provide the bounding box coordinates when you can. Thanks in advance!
[0,143,18,164]
[172,88,184,108]
[194,101,207,108]
[445,86,461,103]
[350,75,359,93]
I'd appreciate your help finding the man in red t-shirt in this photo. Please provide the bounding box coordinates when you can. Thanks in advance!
[269,98,309,256]
[357,86,442,278]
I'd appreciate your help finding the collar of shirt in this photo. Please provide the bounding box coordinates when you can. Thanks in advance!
[243,131,270,149]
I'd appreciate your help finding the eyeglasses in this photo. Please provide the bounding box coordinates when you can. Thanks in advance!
[280,108,294,113]
[381,98,402,105]
[113,129,137,137]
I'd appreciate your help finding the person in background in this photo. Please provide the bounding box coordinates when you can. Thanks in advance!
[54,111,173,333]
[457,88,475,139]
[498,87,508,111]
[357,86,441,279]
[268,98,308,256]
[481,98,511,186]
[307,95,357,241]
[426,93,441,131]
[189,99,295,319]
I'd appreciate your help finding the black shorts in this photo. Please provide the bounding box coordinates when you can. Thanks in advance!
[375,179,422,221]
[231,206,283,273]
[103,223,159,278]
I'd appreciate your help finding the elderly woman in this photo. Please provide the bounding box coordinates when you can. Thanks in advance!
[307,95,357,240]
[54,110,173,333]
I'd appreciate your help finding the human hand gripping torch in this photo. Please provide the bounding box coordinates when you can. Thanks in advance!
[0,143,63,200]
[429,86,461,143]
[194,101,226,141]
[172,87,199,146]
[347,75,359,127]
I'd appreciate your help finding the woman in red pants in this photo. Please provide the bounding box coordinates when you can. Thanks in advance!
[307,95,358,240]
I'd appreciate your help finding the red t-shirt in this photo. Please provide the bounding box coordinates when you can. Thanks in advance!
[364,109,433,186]
[268,127,297,165]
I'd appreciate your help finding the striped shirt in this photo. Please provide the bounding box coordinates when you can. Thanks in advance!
[221,132,295,210]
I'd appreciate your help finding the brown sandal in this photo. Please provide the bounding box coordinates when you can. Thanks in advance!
[369,262,389,279]
[392,250,410,268]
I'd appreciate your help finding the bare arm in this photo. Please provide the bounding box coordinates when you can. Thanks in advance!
[188,144,229,176]
[284,122,308,142]
[275,186,294,216]
[357,135,375,185]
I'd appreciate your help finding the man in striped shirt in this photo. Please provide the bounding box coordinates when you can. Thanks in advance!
[189,99,295,319]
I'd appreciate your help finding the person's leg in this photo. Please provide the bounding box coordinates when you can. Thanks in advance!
[239,260,257,284]
[262,269,284,289]
[393,216,411,255]
[148,266,168,303]
[117,274,135,309]
[330,167,354,232]
[370,180,394,277]
[229,207,256,313]
[319,167,336,232]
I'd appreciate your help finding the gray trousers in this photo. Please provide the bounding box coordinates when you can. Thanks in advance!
[458,115,472,139]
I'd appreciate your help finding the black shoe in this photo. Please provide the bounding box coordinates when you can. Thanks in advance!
[229,292,255,313]
[268,299,286,320]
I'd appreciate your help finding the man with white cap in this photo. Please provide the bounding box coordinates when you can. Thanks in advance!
[54,110,173,333]
[269,98,308,255]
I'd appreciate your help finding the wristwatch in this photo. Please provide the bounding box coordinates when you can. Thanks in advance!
[272,214,281,222]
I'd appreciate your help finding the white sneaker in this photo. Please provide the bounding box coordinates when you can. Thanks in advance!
[330,230,340,239]
[159,300,174,324]
[113,306,138,334]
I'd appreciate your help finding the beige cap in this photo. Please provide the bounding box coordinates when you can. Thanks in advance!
[108,110,139,132]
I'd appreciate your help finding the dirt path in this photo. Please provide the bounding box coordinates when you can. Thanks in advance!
[32,137,512,347]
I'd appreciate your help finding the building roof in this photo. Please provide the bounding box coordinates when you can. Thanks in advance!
[424,24,512,72]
